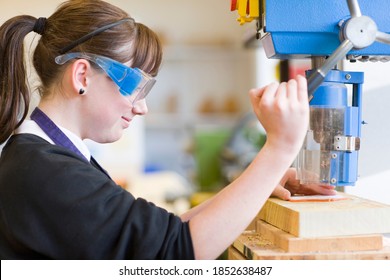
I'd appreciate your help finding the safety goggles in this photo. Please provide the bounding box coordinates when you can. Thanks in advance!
[55,52,156,103]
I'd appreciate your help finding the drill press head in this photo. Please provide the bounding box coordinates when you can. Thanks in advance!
[296,71,363,186]
[231,0,390,186]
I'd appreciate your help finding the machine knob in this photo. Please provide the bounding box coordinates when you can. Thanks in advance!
[342,16,377,49]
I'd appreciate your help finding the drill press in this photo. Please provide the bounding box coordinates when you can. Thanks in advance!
[231,0,390,186]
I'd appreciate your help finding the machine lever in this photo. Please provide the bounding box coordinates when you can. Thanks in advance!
[376,31,390,45]
[347,0,362,17]
[307,39,354,100]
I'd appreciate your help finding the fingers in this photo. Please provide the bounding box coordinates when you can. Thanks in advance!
[250,76,307,108]
[251,76,308,101]
[299,183,337,196]
[285,79,297,101]
[273,182,337,201]
[265,76,308,106]
[271,184,291,200]
[317,185,337,195]
[275,81,287,100]
[285,167,298,181]
[249,82,279,119]
[249,82,279,101]
[283,75,309,104]
[296,75,308,103]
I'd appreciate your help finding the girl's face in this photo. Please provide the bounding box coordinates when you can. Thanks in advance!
[81,68,148,143]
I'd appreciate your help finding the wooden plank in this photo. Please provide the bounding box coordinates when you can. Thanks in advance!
[232,231,279,260]
[231,231,390,260]
[228,246,247,260]
[288,194,347,202]
[258,192,390,238]
[256,220,383,253]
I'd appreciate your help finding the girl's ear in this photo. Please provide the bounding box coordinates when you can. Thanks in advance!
[70,59,90,96]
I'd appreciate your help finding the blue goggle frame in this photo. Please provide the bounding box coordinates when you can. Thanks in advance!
[55,52,156,103]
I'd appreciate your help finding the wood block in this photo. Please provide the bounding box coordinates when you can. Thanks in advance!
[256,220,383,253]
[230,231,390,260]
[258,193,390,238]
[288,194,347,202]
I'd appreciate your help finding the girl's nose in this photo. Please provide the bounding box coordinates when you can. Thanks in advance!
[132,99,148,115]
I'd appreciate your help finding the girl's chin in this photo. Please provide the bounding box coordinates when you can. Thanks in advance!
[91,131,123,144]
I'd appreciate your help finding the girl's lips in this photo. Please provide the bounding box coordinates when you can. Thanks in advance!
[121,116,131,122]
[121,116,131,128]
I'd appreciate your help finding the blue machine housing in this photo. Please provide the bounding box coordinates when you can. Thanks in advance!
[261,0,390,59]
[305,70,364,186]
[257,0,390,186]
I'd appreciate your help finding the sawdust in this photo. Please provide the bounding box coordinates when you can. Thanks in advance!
[246,232,273,248]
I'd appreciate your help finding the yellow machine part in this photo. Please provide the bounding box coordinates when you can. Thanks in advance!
[231,0,259,25]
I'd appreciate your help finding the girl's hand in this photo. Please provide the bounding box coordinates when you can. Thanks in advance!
[272,168,337,200]
[249,75,309,155]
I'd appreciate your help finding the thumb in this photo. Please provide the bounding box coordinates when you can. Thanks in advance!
[271,185,291,200]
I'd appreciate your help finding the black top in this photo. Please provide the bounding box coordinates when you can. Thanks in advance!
[0,134,194,259]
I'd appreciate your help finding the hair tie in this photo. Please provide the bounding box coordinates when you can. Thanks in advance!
[33,17,47,35]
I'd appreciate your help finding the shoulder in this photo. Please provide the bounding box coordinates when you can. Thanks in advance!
[3,133,84,162]
[0,134,113,194]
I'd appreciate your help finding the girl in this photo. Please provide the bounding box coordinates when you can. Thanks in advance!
[0,0,335,259]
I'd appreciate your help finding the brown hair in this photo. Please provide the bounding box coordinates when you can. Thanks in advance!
[0,0,162,144]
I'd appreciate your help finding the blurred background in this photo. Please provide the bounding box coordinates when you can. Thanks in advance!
[1,0,390,214]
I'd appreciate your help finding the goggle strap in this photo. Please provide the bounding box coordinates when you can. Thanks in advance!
[59,18,132,54]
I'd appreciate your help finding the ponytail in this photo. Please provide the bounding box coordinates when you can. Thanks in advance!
[0,15,36,144]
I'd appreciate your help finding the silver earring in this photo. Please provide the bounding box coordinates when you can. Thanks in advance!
[79,88,85,95]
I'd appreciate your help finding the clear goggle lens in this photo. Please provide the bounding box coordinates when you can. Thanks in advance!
[55,52,156,103]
